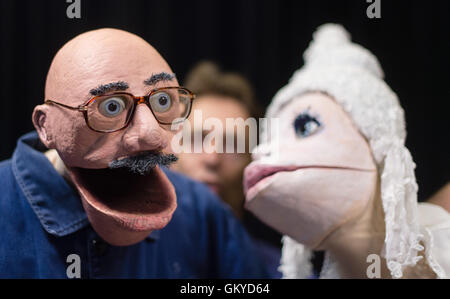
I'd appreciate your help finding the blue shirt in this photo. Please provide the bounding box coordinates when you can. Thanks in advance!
[0,132,269,278]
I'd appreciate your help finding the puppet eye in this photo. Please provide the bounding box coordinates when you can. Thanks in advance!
[150,92,172,113]
[293,112,321,138]
[98,96,127,118]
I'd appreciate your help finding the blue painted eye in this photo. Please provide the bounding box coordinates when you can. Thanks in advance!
[150,92,172,113]
[293,112,321,138]
[98,96,127,118]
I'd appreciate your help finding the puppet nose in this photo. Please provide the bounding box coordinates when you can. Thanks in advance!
[122,104,168,153]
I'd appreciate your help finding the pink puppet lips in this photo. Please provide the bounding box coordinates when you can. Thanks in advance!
[244,163,375,200]
[68,165,177,246]
[244,164,303,201]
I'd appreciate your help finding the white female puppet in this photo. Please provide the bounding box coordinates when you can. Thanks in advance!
[244,24,450,279]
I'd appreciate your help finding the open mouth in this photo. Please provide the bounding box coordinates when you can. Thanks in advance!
[68,165,177,245]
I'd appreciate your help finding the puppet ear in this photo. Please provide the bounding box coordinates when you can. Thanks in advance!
[32,105,55,149]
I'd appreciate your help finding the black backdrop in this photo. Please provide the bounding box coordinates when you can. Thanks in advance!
[1,0,449,200]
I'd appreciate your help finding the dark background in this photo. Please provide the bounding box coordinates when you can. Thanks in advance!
[0,0,449,200]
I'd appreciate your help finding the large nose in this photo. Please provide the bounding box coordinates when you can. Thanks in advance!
[121,103,168,153]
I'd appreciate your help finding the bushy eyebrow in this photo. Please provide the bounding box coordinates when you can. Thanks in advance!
[144,72,176,86]
[89,81,129,96]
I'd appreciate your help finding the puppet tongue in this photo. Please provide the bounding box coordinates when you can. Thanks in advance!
[67,166,177,246]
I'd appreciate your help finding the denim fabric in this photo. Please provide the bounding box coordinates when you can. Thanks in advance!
[0,132,270,278]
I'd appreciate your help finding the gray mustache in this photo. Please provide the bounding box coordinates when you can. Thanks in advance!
[109,151,178,175]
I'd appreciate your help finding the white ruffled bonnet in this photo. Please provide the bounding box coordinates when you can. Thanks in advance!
[267,23,430,278]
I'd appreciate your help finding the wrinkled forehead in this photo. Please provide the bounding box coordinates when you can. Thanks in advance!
[45,30,174,105]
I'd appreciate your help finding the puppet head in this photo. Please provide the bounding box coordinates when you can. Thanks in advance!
[244,24,425,278]
[32,29,191,246]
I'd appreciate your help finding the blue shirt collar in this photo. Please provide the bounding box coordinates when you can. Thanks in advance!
[11,131,160,241]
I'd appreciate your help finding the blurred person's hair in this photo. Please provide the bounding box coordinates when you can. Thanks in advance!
[184,61,260,118]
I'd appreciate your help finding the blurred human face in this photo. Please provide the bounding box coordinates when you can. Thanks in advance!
[173,95,252,215]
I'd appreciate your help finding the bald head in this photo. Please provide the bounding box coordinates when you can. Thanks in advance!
[45,28,175,105]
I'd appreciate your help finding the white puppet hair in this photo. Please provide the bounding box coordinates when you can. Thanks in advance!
[269,23,432,278]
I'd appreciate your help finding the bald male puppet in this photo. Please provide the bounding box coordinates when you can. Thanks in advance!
[0,28,268,278]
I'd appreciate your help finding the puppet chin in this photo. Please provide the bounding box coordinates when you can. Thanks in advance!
[244,167,376,249]
[68,166,177,246]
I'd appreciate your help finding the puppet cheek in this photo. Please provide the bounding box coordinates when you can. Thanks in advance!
[47,110,94,167]
[245,168,377,249]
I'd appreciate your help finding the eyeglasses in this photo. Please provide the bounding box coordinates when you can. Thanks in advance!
[45,87,195,133]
